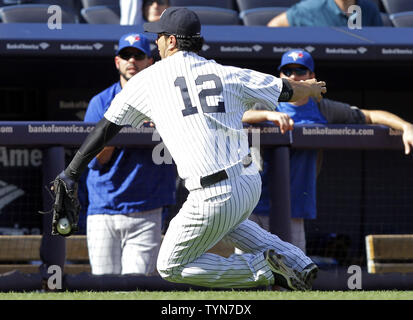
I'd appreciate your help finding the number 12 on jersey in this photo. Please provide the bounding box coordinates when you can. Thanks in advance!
[174,74,225,117]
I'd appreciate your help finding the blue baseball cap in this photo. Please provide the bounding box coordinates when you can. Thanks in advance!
[116,33,152,57]
[278,50,314,72]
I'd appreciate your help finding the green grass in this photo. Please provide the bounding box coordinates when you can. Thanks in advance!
[1,290,413,300]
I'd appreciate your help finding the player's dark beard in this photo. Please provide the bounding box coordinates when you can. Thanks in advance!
[119,70,132,82]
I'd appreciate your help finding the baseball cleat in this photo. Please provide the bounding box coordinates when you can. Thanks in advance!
[300,263,319,290]
[265,249,307,291]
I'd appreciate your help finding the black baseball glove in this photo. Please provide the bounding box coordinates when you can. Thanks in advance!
[50,171,80,237]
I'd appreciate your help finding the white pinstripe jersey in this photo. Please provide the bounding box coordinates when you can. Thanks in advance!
[104,51,282,181]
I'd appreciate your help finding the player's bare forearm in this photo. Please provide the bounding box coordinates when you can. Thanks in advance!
[363,109,413,154]
[242,110,271,123]
[96,146,116,165]
[242,110,294,134]
[287,78,327,102]
[363,109,411,131]
[267,12,289,27]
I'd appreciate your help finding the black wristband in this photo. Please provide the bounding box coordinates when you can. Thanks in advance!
[279,78,293,102]
[64,118,122,181]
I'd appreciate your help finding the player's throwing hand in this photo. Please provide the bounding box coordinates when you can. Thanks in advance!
[302,78,327,102]
[266,111,294,134]
[402,123,413,155]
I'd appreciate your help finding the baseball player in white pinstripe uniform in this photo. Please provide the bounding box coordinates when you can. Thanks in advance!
[57,7,325,290]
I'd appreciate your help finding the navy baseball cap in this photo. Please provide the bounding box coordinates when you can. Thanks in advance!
[278,50,314,72]
[116,33,152,57]
[144,7,201,38]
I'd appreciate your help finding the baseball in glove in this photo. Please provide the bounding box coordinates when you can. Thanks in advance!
[43,171,81,237]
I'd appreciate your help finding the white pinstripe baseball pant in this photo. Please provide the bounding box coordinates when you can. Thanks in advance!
[87,207,162,275]
[157,163,312,288]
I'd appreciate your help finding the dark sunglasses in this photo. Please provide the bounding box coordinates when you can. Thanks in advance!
[119,51,146,60]
[281,66,309,77]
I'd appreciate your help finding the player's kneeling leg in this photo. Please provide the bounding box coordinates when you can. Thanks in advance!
[156,256,184,283]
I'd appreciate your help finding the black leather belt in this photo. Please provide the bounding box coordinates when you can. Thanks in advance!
[200,154,252,188]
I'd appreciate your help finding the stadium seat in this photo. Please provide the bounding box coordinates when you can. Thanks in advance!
[186,6,240,25]
[81,5,120,24]
[30,0,81,19]
[240,7,288,26]
[1,0,80,14]
[1,0,31,5]
[0,4,78,23]
[381,0,413,15]
[30,0,76,6]
[380,12,393,27]
[81,0,114,9]
[389,11,413,27]
[236,0,299,12]
[170,0,236,10]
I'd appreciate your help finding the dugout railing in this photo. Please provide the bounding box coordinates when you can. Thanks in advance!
[0,121,412,291]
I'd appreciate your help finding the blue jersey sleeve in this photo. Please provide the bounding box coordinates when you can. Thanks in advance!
[286,2,303,26]
[84,95,105,123]
[84,82,120,123]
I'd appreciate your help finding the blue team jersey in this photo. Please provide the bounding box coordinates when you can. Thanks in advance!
[84,82,176,215]
[254,98,327,219]
[277,98,327,219]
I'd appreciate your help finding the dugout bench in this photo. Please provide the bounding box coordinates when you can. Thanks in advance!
[0,235,90,274]
[0,234,234,275]
[366,234,413,274]
[3,234,413,276]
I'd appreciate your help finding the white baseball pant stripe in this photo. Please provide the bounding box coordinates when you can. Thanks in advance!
[87,207,162,275]
[157,165,312,288]
[235,215,307,254]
